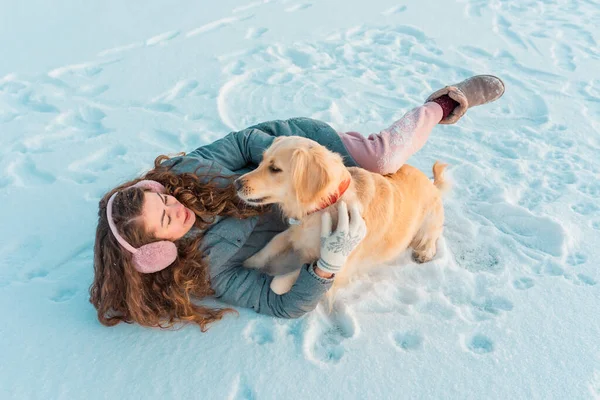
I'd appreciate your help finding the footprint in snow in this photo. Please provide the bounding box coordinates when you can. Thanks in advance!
[567,252,587,266]
[577,182,600,198]
[305,304,357,365]
[50,288,77,303]
[243,319,275,345]
[19,91,59,113]
[24,269,50,281]
[229,374,256,400]
[565,274,597,287]
[470,296,514,321]
[392,331,424,351]
[513,277,534,290]
[571,202,600,216]
[466,334,494,355]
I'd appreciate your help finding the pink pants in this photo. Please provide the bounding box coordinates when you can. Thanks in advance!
[337,102,442,175]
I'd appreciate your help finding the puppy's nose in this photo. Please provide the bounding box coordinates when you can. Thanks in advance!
[234,178,244,191]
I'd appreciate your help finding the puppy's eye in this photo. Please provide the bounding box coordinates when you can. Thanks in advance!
[269,165,282,173]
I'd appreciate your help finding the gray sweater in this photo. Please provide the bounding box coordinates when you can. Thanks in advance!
[163,118,358,318]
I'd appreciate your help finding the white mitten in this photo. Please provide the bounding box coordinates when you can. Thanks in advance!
[316,201,367,274]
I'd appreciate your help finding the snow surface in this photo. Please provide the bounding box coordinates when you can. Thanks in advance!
[1,0,599,399]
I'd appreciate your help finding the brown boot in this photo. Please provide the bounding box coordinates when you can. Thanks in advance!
[427,75,505,124]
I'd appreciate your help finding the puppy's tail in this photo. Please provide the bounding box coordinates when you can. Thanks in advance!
[432,161,451,195]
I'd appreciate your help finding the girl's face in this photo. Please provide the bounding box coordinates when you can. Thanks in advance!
[141,192,196,241]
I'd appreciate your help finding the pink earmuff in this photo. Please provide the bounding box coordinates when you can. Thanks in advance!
[106,180,178,273]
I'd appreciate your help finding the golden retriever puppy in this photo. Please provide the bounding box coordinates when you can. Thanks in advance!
[236,136,448,295]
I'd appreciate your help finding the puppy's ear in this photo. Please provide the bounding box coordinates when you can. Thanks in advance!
[291,146,332,205]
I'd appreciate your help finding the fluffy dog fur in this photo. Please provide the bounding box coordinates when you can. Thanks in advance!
[236,136,448,296]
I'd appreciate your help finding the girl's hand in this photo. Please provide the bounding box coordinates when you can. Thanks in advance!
[315,201,367,275]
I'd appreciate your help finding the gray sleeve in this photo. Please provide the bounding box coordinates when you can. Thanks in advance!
[191,128,274,170]
[188,117,356,172]
[210,262,333,318]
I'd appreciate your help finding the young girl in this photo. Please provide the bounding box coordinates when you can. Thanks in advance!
[89,75,504,331]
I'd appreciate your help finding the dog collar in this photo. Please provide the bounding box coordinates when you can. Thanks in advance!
[287,178,351,225]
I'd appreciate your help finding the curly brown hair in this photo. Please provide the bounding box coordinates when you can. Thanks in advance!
[89,154,265,331]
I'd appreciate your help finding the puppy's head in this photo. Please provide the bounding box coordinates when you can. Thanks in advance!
[235,136,347,215]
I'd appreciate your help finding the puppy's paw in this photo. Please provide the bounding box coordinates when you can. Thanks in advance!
[412,250,435,264]
[270,269,301,294]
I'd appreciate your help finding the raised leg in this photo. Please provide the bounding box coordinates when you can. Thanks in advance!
[337,102,443,175]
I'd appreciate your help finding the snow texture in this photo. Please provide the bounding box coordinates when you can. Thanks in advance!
[0,0,599,399]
